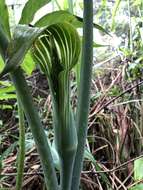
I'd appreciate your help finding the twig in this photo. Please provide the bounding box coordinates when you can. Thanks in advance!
[1,171,43,176]
[91,154,143,174]
[128,179,143,189]
[96,80,143,114]
[117,169,133,190]
[101,165,127,190]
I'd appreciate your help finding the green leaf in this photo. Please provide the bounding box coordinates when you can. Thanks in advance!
[50,143,60,170]
[25,132,60,170]
[84,149,96,162]
[0,22,9,60]
[34,10,82,28]
[76,15,111,35]
[0,105,13,109]
[0,0,11,38]
[0,56,4,72]
[0,25,43,77]
[1,142,17,160]
[19,0,52,24]
[84,149,110,184]
[35,10,110,35]
[93,42,109,48]
[130,184,143,190]
[0,85,15,94]
[0,78,15,100]
[134,158,143,180]
[0,93,16,100]
[57,0,68,9]
[111,0,121,31]
[21,52,35,75]
[0,80,12,86]
[93,22,111,36]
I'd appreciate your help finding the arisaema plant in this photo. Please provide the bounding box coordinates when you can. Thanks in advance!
[32,22,80,190]
[0,0,93,190]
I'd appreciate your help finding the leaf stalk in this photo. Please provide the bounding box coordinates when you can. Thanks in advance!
[71,1,93,189]
[16,98,25,190]
[10,67,59,190]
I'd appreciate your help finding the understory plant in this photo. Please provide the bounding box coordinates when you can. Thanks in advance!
[0,0,93,190]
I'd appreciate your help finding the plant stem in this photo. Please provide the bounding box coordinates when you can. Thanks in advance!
[68,0,74,13]
[127,0,133,52]
[10,67,59,190]
[53,72,77,190]
[71,1,93,190]
[16,98,25,190]
[53,0,61,10]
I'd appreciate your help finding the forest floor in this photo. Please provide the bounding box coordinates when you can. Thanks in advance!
[1,62,143,189]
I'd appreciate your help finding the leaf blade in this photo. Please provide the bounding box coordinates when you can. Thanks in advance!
[134,158,143,181]
[0,22,9,60]
[0,25,44,77]
[35,10,82,28]
[19,0,51,24]
[35,10,110,36]
[0,0,11,38]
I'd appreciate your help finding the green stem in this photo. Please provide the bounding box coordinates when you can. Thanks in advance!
[127,0,133,52]
[58,110,77,190]
[16,98,25,190]
[111,0,121,31]
[53,72,77,190]
[10,67,59,190]
[71,1,93,190]
[68,0,74,13]
[53,0,62,10]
